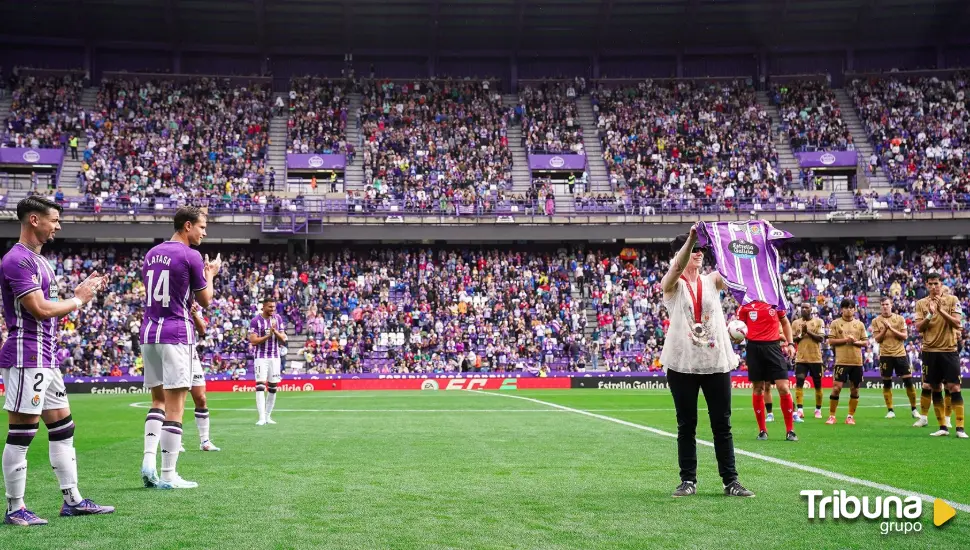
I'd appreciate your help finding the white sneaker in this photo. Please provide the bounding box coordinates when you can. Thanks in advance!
[912,409,921,419]
[885,411,896,419]
[957,430,969,439]
[766,413,775,423]
[200,440,221,452]
[946,417,952,428]
[141,466,160,489]
[265,417,277,425]
[930,429,950,437]
[179,445,186,453]
[913,416,928,428]
[256,419,266,426]
[157,475,199,489]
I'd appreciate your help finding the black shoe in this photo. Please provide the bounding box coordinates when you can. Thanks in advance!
[672,481,696,498]
[757,430,768,440]
[786,431,799,441]
[724,480,755,498]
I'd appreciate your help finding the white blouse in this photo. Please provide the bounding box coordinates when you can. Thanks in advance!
[660,272,739,375]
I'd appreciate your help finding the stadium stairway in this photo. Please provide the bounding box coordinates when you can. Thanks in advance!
[504,94,531,194]
[576,97,612,193]
[755,91,801,187]
[343,92,364,192]
[269,93,288,188]
[0,94,12,122]
[283,326,307,372]
[56,87,98,190]
[834,88,892,189]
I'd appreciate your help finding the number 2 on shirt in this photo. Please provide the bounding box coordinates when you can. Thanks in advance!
[146,269,171,308]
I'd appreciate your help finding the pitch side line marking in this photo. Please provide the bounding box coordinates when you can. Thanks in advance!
[470,390,970,513]
[127,402,893,413]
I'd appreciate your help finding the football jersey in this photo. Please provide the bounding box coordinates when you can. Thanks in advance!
[792,317,825,363]
[737,301,785,343]
[830,318,867,366]
[250,313,285,359]
[914,295,961,353]
[140,241,207,345]
[0,244,58,369]
[697,220,791,312]
[871,314,906,357]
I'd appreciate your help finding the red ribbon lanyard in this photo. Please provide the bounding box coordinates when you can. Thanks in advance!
[680,275,703,324]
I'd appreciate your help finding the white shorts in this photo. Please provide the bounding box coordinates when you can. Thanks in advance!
[142,343,194,390]
[191,349,205,388]
[2,367,69,415]
[253,358,282,384]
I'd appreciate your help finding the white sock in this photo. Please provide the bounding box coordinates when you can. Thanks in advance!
[256,387,266,420]
[266,388,277,418]
[3,443,29,512]
[49,439,82,505]
[195,408,210,443]
[159,422,183,483]
[143,408,164,470]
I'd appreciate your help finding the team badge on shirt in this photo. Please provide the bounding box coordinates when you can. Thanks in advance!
[31,394,40,407]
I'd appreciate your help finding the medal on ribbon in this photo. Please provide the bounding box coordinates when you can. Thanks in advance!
[681,275,714,347]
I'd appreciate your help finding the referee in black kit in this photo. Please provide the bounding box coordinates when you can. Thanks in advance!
[659,226,755,498]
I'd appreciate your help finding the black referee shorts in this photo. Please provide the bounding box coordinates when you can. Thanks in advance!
[921,351,962,386]
[745,341,790,383]
[878,356,912,378]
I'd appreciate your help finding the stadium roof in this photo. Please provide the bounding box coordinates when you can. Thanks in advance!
[1,0,969,56]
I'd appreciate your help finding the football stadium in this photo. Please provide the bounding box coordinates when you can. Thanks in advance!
[0,0,969,548]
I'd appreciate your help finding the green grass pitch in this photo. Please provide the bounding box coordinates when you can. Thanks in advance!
[0,389,968,549]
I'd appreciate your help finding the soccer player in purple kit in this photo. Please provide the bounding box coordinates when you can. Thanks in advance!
[1,197,115,526]
[139,206,222,489]
[249,297,287,425]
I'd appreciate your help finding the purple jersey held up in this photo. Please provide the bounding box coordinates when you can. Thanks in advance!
[140,241,207,345]
[249,314,284,359]
[696,220,792,312]
[0,243,59,369]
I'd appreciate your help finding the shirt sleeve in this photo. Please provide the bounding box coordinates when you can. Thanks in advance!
[188,250,207,292]
[248,317,260,335]
[4,256,41,299]
[831,321,842,339]
[276,315,286,331]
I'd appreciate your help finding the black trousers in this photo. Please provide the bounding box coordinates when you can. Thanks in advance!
[667,369,738,485]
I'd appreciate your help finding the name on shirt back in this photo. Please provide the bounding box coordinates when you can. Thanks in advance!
[147,255,172,267]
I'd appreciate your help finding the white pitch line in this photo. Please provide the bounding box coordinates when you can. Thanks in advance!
[470,390,970,514]
[127,401,895,413]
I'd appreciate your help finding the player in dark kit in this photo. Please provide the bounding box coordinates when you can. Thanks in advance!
[826,299,868,425]
[737,301,797,441]
[914,273,965,437]
[791,304,825,419]
[871,297,918,419]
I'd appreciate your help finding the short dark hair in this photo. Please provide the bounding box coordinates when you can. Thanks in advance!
[881,296,893,304]
[17,196,62,222]
[801,303,811,309]
[669,234,714,266]
[840,298,856,309]
[174,206,206,232]
[925,272,941,282]
[262,296,276,304]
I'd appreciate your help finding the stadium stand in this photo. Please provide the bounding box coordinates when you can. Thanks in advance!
[769,79,854,152]
[19,243,965,378]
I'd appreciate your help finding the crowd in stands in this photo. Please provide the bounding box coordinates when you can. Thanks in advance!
[0,242,963,378]
[1,73,85,149]
[849,73,970,207]
[284,77,350,155]
[591,80,781,208]
[770,80,853,151]
[358,79,513,212]
[516,79,586,155]
[78,77,273,210]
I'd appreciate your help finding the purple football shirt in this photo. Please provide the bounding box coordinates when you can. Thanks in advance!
[140,241,207,345]
[0,243,59,369]
[697,220,792,311]
[249,314,284,359]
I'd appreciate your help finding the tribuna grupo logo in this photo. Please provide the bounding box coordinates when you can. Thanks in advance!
[801,490,957,535]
